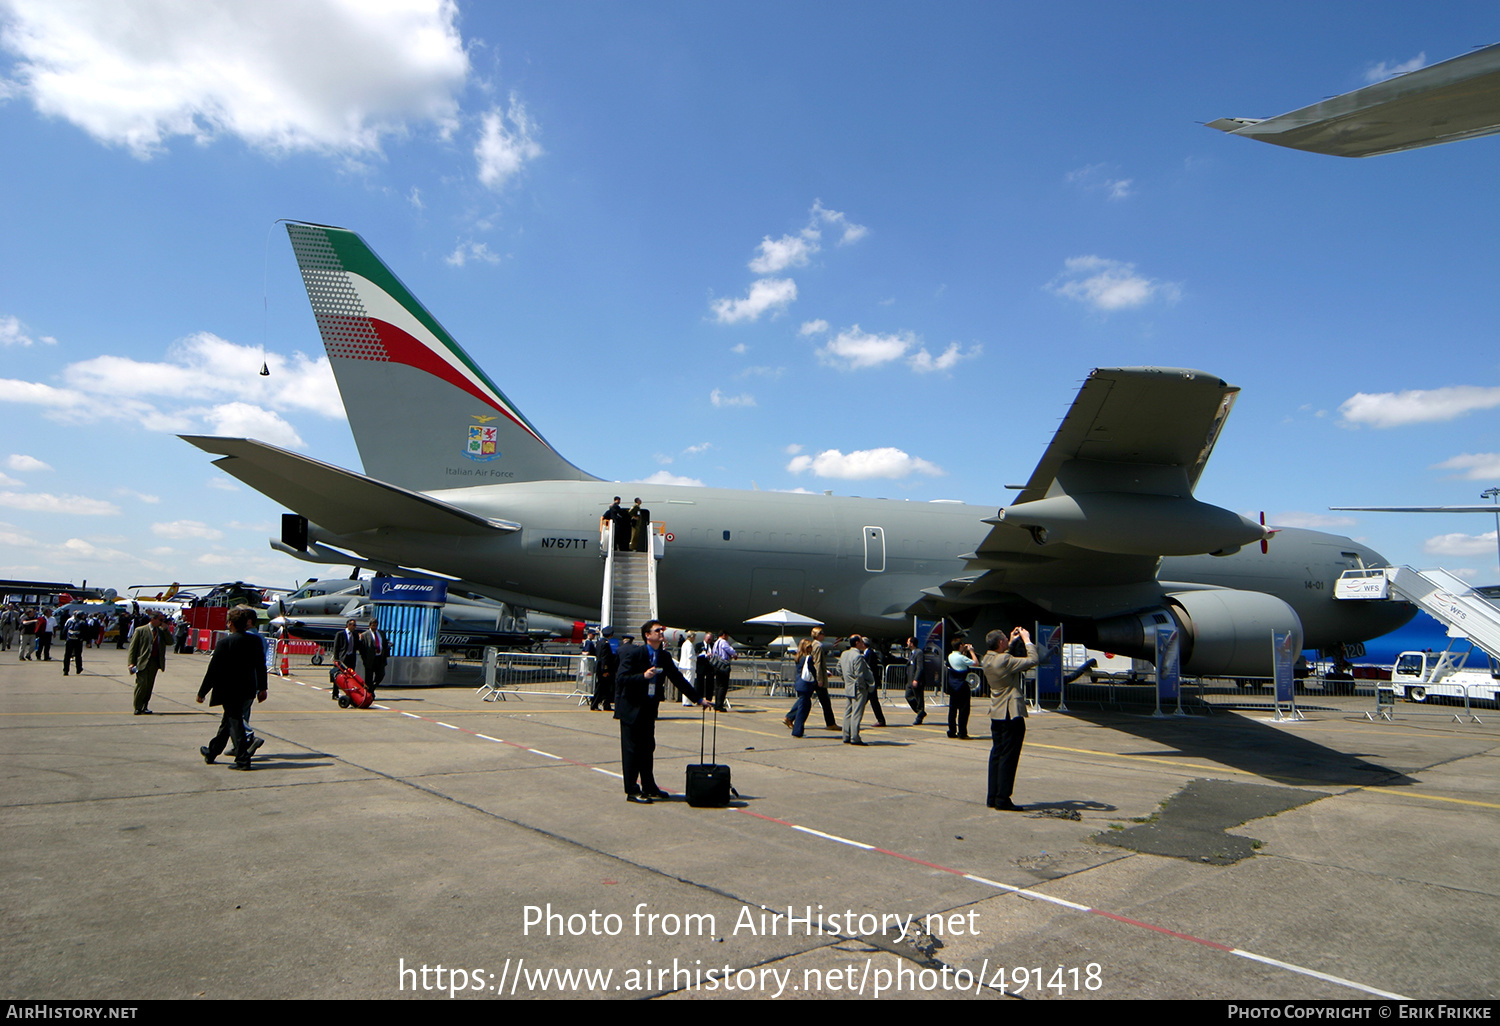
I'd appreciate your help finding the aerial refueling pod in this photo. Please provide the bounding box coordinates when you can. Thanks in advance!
[1091,589,1303,677]
[993,493,1268,557]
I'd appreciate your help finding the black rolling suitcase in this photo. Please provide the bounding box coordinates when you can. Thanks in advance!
[685,706,733,807]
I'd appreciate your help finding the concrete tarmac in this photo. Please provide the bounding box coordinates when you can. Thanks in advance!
[2,648,1497,1001]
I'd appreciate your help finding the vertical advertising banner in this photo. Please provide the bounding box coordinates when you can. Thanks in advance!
[1273,630,1297,705]
[1036,625,1063,696]
[919,619,944,687]
[1155,625,1180,706]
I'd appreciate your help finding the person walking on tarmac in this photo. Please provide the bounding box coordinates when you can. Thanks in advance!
[196,606,269,770]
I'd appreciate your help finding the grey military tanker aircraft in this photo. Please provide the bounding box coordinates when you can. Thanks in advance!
[182,223,1413,677]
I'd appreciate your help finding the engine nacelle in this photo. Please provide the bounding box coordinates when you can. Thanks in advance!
[1090,589,1303,677]
[995,493,1267,556]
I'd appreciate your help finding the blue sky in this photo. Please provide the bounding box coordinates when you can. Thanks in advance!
[1,2,1497,594]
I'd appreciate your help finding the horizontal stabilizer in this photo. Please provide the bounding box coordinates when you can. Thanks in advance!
[180,436,518,537]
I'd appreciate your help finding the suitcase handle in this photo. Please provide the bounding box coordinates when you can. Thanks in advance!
[699,703,718,764]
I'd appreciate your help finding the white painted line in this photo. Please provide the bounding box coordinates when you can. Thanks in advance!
[531,750,562,760]
[792,825,874,850]
[1230,949,1409,1000]
[592,767,624,778]
[436,722,459,730]
[399,712,423,719]
[964,874,1089,910]
[475,734,502,743]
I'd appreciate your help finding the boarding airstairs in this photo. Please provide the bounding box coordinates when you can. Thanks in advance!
[1336,566,1500,662]
[600,521,661,635]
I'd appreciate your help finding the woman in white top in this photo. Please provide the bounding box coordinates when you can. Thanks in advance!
[678,631,698,706]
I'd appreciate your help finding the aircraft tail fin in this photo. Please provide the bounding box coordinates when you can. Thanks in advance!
[285,221,598,491]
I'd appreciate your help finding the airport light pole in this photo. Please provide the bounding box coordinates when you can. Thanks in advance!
[1484,487,1500,580]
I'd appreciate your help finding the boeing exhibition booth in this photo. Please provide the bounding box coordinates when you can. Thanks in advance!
[370,577,448,686]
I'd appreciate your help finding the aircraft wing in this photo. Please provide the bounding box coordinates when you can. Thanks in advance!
[180,436,519,536]
[1207,42,1500,157]
[934,368,1259,610]
[1011,366,1238,504]
[1331,505,1500,514]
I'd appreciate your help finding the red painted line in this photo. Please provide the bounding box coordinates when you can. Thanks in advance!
[867,846,969,876]
[1088,909,1234,951]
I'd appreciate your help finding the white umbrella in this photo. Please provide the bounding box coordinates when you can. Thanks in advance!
[743,608,824,627]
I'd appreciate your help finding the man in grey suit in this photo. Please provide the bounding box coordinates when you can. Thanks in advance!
[839,635,874,746]
[127,611,170,714]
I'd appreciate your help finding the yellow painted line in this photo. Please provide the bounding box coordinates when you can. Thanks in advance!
[1359,789,1500,810]
[1029,742,1255,775]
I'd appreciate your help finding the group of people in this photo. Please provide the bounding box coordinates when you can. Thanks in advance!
[594,617,1045,811]
[3,604,172,670]
[783,626,1041,810]
[582,625,736,714]
[602,497,652,552]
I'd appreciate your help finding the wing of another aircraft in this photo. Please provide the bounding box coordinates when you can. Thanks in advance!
[180,436,519,536]
[1208,42,1500,157]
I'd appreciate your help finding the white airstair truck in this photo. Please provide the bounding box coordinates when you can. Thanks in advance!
[1336,567,1500,708]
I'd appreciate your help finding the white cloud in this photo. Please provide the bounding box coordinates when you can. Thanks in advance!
[1423,531,1498,557]
[65,332,338,413]
[636,470,705,488]
[709,389,755,408]
[0,333,340,442]
[445,240,501,267]
[0,473,20,488]
[1066,164,1133,201]
[908,341,982,374]
[152,519,225,541]
[0,0,470,159]
[786,447,944,480]
[475,93,542,191]
[0,315,56,346]
[115,488,160,504]
[710,278,797,324]
[736,365,784,379]
[1339,386,1500,428]
[811,200,867,245]
[0,492,119,515]
[198,402,304,448]
[822,327,983,373]
[1047,256,1181,312]
[1262,512,1358,529]
[784,444,804,455]
[653,453,673,465]
[817,325,915,369]
[1365,53,1426,84]
[0,379,89,409]
[1432,453,1500,481]
[799,319,829,336]
[682,443,712,456]
[207,478,240,492]
[408,187,424,210]
[749,232,818,274]
[7,454,51,472]
[729,343,748,354]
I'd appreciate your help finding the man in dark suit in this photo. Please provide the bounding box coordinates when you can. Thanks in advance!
[604,497,629,550]
[614,620,710,803]
[361,617,389,698]
[196,605,269,769]
[332,619,360,702]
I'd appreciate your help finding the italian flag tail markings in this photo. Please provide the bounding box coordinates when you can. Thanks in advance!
[286,222,548,448]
